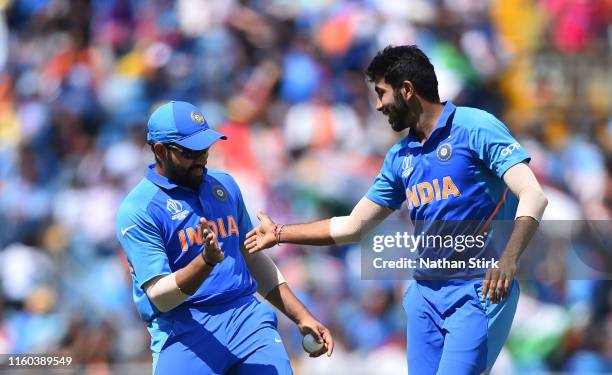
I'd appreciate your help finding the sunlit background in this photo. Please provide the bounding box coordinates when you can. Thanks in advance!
[0,0,610,374]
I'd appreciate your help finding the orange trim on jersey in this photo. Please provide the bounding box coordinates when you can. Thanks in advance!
[479,187,509,235]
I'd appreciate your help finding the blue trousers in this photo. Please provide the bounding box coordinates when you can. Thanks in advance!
[153,296,292,375]
[404,280,519,375]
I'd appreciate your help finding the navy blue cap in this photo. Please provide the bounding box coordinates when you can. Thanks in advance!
[147,101,227,150]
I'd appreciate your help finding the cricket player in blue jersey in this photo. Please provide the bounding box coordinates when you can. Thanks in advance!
[116,101,333,375]
[245,46,548,374]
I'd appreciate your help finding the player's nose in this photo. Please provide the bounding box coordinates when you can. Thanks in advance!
[196,149,209,163]
[375,98,383,111]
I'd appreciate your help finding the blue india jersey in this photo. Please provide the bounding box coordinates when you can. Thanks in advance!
[366,101,530,278]
[116,166,257,351]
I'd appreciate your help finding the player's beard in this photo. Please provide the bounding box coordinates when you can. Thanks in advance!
[386,91,418,132]
[166,159,206,190]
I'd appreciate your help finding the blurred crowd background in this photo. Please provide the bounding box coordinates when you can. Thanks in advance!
[0,0,610,374]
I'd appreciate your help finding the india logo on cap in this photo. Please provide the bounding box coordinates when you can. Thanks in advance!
[191,111,205,125]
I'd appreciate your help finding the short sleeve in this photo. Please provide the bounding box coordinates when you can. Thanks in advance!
[116,205,171,289]
[468,114,530,178]
[366,149,404,210]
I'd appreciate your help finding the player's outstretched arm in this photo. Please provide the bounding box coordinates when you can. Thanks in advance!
[244,197,393,253]
[265,283,334,357]
[243,210,334,252]
[482,162,548,304]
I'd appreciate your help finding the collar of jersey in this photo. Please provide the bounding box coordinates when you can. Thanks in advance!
[145,164,180,190]
[405,101,456,147]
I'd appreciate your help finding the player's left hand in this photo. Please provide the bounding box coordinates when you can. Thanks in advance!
[297,316,334,358]
[202,219,224,265]
[482,255,518,304]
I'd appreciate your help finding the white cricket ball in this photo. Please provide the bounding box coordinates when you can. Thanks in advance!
[302,333,324,354]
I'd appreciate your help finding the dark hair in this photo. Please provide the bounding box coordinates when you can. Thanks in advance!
[366,45,440,103]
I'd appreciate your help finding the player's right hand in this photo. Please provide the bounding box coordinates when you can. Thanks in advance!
[298,316,335,358]
[244,210,277,253]
[202,218,224,265]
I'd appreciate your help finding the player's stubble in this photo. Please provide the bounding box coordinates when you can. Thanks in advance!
[385,90,422,133]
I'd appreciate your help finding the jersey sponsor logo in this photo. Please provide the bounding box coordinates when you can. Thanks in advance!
[401,155,414,178]
[500,142,521,156]
[167,199,190,221]
[436,143,452,162]
[406,176,461,209]
[178,215,239,251]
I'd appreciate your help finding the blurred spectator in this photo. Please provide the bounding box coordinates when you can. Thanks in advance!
[0,0,610,373]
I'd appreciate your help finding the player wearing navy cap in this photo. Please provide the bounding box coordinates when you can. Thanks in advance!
[245,46,548,374]
[116,101,333,375]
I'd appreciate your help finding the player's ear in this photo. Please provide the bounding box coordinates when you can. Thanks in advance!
[152,143,167,164]
[401,81,415,101]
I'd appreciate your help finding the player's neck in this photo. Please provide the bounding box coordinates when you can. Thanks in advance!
[414,102,445,143]
[155,163,169,180]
